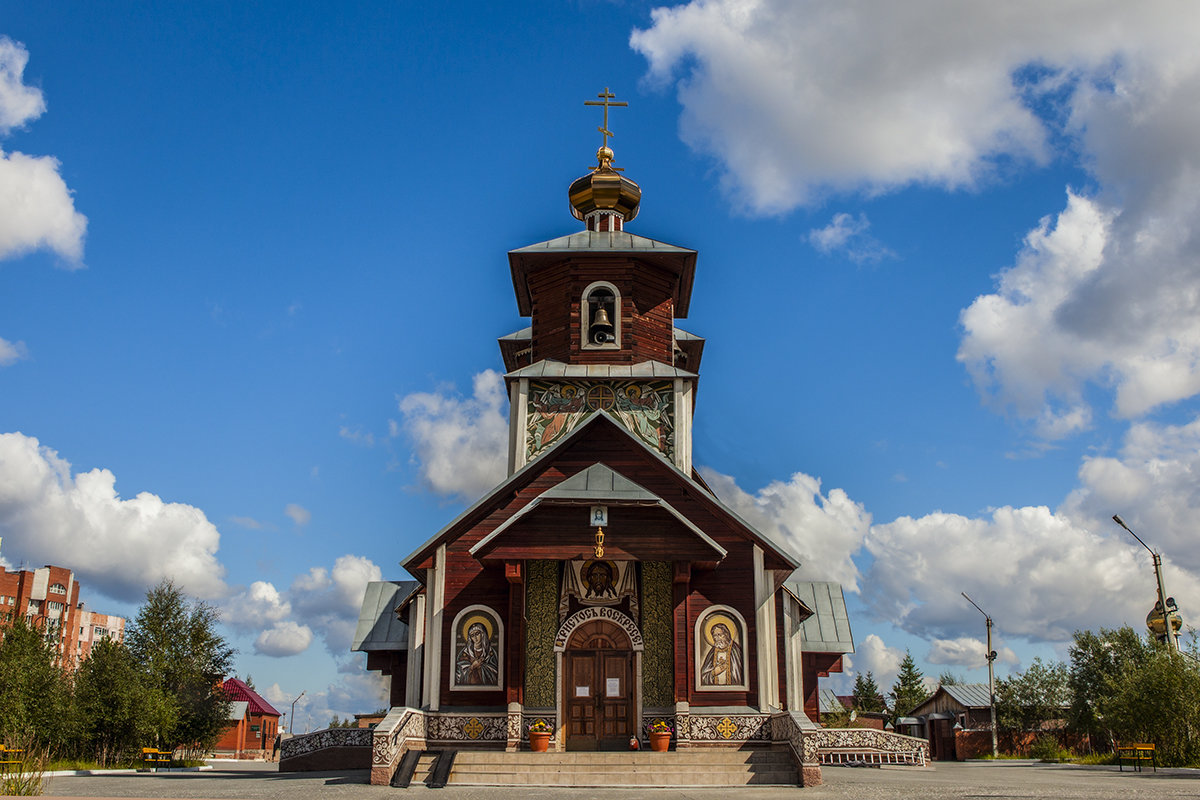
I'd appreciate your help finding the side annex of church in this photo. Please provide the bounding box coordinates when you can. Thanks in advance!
[353,96,866,785]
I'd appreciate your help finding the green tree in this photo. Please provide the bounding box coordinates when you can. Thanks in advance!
[995,657,1069,732]
[1067,626,1151,744]
[0,616,71,749]
[73,638,172,766]
[890,650,929,719]
[1102,644,1200,765]
[938,671,964,686]
[125,581,235,756]
[852,671,887,712]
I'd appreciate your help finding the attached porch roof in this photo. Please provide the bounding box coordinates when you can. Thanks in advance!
[401,410,802,578]
[786,580,854,654]
[352,580,420,652]
[469,463,728,564]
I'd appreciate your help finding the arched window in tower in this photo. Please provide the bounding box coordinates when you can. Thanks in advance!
[582,282,620,349]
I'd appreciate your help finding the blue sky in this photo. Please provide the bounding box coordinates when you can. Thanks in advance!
[4,1,1200,725]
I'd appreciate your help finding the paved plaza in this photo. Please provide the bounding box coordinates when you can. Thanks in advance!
[40,760,1200,800]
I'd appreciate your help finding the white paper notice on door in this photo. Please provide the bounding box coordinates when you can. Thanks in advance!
[575,686,590,697]
[606,678,620,697]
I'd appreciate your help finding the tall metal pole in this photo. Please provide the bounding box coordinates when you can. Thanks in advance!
[963,592,999,758]
[1113,514,1178,651]
[289,690,305,735]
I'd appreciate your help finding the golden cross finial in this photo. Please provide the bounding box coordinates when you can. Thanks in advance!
[584,87,628,150]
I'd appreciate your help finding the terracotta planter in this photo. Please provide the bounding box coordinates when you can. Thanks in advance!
[649,731,671,752]
[529,731,552,752]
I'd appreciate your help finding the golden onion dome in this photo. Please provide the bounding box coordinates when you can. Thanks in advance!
[569,146,641,225]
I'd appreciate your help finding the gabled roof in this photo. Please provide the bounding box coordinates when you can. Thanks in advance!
[908,684,993,717]
[401,410,801,576]
[509,230,697,317]
[787,580,854,654]
[352,580,420,652]
[222,678,281,717]
[468,463,727,562]
[941,683,993,709]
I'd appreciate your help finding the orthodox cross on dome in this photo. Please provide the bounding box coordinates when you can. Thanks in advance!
[584,87,628,170]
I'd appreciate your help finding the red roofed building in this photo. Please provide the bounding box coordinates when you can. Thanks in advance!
[213,678,282,759]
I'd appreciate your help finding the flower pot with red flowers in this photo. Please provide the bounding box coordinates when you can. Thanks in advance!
[528,719,553,752]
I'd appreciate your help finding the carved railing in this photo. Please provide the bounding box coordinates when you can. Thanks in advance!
[805,726,929,767]
[370,707,427,785]
[279,726,373,761]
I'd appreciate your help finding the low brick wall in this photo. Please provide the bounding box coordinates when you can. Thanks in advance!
[954,730,1094,759]
[278,728,372,772]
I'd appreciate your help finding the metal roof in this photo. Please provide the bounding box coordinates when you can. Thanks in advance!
[510,230,695,256]
[469,463,727,560]
[787,581,854,653]
[227,700,248,721]
[498,327,700,343]
[352,581,419,652]
[498,327,532,341]
[222,677,282,717]
[541,462,664,502]
[508,230,698,317]
[818,688,848,714]
[505,359,697,379]
[941,683,993,709]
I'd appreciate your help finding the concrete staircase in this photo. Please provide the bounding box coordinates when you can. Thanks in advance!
[409,748,800,787]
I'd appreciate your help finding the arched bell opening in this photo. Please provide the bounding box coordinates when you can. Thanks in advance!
[581,282,620,350]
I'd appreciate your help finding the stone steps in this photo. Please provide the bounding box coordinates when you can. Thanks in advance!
[416,748,799,787]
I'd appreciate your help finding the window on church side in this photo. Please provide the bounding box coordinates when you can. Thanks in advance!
[581,282,620,349]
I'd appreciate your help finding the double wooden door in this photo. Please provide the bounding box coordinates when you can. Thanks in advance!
[565,648,632,750]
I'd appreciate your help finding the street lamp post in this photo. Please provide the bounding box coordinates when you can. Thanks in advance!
[288,690,306,736]
[962,592,999,758]
[1113,514,1179,651]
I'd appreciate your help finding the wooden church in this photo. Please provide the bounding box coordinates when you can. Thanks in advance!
[353,93,856,783]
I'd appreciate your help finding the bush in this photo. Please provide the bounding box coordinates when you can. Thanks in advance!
[1029,734,1069,762]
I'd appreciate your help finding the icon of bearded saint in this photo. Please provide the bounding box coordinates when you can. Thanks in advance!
[455,620,499,686]
[700,620,744,687]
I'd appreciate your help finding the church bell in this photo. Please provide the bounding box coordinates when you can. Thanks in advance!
[591,305,614,344]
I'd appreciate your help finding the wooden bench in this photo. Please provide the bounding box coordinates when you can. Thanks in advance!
[1116,742,1156,772]
[0,745,23,773]
[141,747,172,772]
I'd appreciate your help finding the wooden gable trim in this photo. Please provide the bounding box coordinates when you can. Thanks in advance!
[402,410,800,579]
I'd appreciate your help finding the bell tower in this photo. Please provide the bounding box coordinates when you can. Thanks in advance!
[500,89,705,477]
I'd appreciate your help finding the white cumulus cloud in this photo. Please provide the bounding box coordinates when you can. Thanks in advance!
[841,633,905,692]
[255,621,314,658]
[224,580,292,632]
[926,637,1018,669]
[700,468,870,592]
[397,370,508,503]
[0,37,86,264]
[634,2,1200,431]
[289,555,382,655]
[0,432,227,601]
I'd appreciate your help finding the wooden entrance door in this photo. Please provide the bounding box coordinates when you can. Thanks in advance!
[564,624,633,750]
